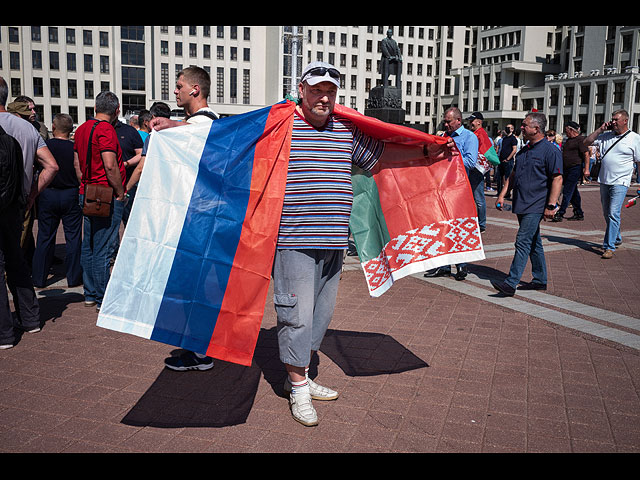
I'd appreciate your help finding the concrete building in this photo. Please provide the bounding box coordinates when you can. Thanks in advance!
[0,26,282,125]
[2,25,639,139]
[1,25,445,131]
[543,26,640,135]
[454,26,640,138]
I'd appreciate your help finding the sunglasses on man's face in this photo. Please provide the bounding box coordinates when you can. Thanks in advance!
[302,67,340,82]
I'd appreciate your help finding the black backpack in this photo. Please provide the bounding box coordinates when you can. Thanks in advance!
[0,124,25,212]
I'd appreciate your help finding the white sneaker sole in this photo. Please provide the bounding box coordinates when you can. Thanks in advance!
[289,395,318,427]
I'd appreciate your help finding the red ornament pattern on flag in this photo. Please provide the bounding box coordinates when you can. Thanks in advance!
[362,217,482,296]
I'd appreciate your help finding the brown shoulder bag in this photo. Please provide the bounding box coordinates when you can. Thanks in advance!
[82,120,114,217]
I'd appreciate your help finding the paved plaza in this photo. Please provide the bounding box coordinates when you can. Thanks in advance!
[1,183,640,453]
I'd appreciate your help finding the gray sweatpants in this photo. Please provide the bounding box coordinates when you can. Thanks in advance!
[272,248,344,368]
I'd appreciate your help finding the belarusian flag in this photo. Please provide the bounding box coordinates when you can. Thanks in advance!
[337,105,485,297]
[474,127,499,174]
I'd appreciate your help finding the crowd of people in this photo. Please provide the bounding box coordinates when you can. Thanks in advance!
[2,61,640,427]
[0,68,215,353]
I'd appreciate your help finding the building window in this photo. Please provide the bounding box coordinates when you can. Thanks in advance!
[50,78,60,98]
[217,67,224,103]
[32,50,42,69]
[68,79,77,98]
[33,77,44,97]
[100,55,110,74]
[66,28,75,45]
[243,69,250,105]
[613,82,625,103]
[67,53,76,71]
[122,66,145,91]
[230,68,237,104]
[84,54,93,73]
[122,42,145,65]
[49,51,59,70]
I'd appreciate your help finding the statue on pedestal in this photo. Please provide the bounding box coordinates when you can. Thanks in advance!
[380,29,402,88]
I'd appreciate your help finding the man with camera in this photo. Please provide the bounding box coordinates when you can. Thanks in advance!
[584,110,640,259]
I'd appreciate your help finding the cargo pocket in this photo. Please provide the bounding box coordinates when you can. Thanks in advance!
[273,293,299,327]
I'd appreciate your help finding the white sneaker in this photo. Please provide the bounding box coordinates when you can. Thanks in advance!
[283,377,339,401]
[0,344,14,350]
[289,392,318,426]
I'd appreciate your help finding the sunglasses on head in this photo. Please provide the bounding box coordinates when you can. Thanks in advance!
[301,67,340,82]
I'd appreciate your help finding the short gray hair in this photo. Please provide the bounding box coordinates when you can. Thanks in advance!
[95,91,120,116]
[526,112,547,132]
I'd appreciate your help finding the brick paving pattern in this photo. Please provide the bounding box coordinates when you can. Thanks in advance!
[1,183,639,452]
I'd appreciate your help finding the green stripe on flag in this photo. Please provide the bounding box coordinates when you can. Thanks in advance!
[485,146,499,166]
[350,165,390,263]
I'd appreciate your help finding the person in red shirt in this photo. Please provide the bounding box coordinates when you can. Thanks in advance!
[73,91,126,311]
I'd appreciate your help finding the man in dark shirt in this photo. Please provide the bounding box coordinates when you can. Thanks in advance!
[552,121,590,222]
[497,124,518,197]
[114,118,143,226]
[492,112,563,296]
[32,113,82,288]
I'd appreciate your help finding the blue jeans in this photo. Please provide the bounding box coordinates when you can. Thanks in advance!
[600,184,627,251]
[505,213,546,288]
[558,164,583,216]
[468,168,486,230]
[80,194,124,306]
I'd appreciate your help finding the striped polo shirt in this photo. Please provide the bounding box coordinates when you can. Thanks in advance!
[276,111,384,249]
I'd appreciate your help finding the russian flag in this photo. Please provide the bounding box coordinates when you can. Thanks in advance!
[98,100,484,367]
[97,101,294,367]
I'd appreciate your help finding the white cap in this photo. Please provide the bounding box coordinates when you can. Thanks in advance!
[300,61,341,88]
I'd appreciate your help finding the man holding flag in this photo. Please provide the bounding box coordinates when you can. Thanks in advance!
[467,111,498,233]
[424,107,479,281]
[276,62,457,426]
[96,60,484,428]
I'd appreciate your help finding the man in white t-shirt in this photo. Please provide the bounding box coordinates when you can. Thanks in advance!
[148,67,219,372]
[150,66,219,132]
[584,109,640,259]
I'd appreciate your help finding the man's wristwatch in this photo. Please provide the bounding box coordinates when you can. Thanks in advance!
[546,203,557,210]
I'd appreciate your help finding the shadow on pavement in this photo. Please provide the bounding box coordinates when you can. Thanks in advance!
[120,326,429,428]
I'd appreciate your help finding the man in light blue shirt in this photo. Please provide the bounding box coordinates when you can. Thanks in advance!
[424,107,482,281]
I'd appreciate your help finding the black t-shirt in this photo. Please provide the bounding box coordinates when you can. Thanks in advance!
[562,135,589,168]
[114,121,144,179]
[499,135,518,161]
[45,137,80,189]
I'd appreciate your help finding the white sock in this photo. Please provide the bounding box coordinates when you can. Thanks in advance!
[194,352,206,359]
[290,378,310,396]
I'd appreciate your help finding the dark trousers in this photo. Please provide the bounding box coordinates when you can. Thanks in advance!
[32,187,83,287]
[0,206,41,345]
[558,164,583,216]
[497,159,514,196]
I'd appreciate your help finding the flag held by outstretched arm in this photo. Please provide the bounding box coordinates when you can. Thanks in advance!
[97,102,292,367]
[97,101,484,366]
[334,105,485,297]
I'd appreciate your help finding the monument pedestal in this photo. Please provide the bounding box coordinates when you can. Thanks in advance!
[364,86,405,125]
